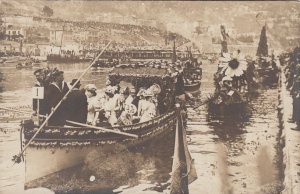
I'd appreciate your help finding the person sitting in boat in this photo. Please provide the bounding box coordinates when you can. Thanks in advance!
[139,89,157,123]
[220,76,242,104]
[66,79,88,125]
[102,86,118,126]
[47,70,70,126]
[117,103,137,126]
[85,84,101,126]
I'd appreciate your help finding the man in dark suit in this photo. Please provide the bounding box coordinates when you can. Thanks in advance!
[66,79,88,125]
[47,71,69,126]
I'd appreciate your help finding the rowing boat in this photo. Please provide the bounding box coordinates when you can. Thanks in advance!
[22,63,182,188]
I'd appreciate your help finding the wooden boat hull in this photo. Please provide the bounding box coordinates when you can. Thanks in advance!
[23,111,177,186]
[184,81,201,93]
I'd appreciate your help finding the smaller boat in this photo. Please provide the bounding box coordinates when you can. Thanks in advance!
[208,52,256,114]
[255,24,279,87]
[16,60,33,69]
[182,49,202,93]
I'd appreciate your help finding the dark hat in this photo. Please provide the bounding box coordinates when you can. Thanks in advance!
[71,79,80,86]
[52,70,64,77]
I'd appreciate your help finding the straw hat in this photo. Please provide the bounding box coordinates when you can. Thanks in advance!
[149,84,161,94]
[85,84,97,91]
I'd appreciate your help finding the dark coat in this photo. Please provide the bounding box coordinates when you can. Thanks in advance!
[47,81,69,126]
[175,72,185,96]
[66,89,88,124]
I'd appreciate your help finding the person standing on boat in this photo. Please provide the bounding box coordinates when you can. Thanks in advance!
[66,79,87,125]
[125,87,139,109]
[174,64,185,97]
[115,87,129,118]
[47,70,70,126]
[103,86,118,126]
[137,88,147,117]
[32,69,49,117]
[85,84,101,126]
[139,90,157,123]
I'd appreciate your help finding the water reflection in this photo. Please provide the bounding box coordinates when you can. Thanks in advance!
[25,133,175,194]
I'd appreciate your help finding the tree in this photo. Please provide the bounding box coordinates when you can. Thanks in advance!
[42,6,53,17]
[256,24,268,57]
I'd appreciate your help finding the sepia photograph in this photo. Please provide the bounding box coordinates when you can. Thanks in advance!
[0,0,299,193]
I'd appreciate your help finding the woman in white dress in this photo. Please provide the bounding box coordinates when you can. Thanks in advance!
[85,84,101,126]
[103,86,118,126]
[139,89,157,123]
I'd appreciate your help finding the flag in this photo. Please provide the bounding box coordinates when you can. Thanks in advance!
[170,107,197,194]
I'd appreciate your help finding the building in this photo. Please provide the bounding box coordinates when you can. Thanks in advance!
[5,26,26,40]
[0,40,20,53]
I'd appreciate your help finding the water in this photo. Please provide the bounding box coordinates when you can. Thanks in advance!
[0,61,282,193]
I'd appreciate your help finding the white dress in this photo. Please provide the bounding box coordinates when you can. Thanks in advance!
[137,99,147,117]
[139,101,156,123]
[87,96,101,124]
[103,95,118,125]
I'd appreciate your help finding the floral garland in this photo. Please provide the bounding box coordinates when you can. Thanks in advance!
[23,111,177,148]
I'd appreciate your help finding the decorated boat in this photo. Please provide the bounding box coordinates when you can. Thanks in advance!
[208,52,253,113]
[255,24,279,87]
[16,60,33,69]
[20,63,182,189]
[182,49,202,93]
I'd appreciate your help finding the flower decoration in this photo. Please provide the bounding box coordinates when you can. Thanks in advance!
[219,52,248,78]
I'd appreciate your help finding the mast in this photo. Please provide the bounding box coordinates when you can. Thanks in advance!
[172,39,177,63]
[256,23,268,57]
[59,24,65,54]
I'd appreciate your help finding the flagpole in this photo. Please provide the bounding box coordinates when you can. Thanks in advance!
[12,41,112,163]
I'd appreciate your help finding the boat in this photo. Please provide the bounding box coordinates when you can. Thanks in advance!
[208,25,256,114]
[21,63,182,189]
[255,24,279,87]
[16,60,33,69]
[182,48,202,93]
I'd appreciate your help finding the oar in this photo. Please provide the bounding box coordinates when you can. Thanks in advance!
[66,120,138,138]
[12,41,112,164]
[0,107,46,118]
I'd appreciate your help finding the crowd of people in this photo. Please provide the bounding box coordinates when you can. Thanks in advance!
[32,66,185,127]
[283,47,300,128]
